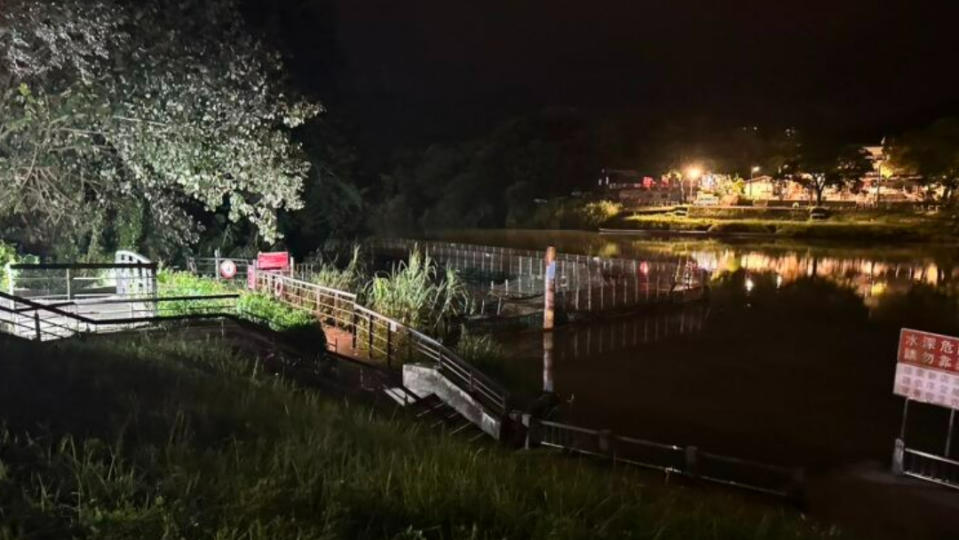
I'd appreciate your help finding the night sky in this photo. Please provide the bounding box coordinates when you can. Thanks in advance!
[255,0,959,146]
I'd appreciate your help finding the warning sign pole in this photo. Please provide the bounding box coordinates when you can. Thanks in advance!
[543,246,556,330]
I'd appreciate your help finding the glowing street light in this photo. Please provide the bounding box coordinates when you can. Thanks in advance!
[682,166,703,204]
[748,165,760,198]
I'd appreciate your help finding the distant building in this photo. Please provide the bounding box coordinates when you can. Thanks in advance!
[600,168,682,206]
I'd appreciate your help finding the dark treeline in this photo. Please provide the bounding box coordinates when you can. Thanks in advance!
[3,0,958,263]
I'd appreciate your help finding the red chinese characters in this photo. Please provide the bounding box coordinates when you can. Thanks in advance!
[895,328,959,410]
[897,329,959,374]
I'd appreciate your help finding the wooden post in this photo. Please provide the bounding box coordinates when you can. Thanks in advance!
[65,268,72,300]
[367,313,374,358]
[34,312,41,341]
[386,322,393,368]
[543,330,554,393]
[214,249,221,280]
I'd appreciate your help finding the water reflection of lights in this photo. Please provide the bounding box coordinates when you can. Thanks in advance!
[870,281,887,296]
[693,249,954,293]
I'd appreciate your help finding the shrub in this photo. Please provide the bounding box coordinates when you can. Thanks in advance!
[157,270,315,331]
[237,292,317,330]
[0,240,17,291]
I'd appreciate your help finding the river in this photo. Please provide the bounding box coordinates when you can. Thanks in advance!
[424,230,959,470]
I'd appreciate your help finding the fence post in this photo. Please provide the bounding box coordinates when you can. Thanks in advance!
[685,446,699,478]
[522,414,540,449]
[892,438,905,475]
[386,322,393,368]
[33,312,41,341]
[214,249,221,280]
[65,268,72,300]
[598,429,614,460]
[367,313,374,358]
[351,311,358,350]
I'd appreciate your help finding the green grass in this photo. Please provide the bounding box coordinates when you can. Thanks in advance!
[365,249,470,336]
[0,336,845,539]
[612,214,936,242]
[157,270,316,331]
[308,245,365,292]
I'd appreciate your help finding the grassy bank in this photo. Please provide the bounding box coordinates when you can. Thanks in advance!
[0,336,843,539]
[606,213,951,242]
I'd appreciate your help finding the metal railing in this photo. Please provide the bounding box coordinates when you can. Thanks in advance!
[0,290,238,342]
[8,262,158,302]
[526,417,802,498]
[902,447,959,490]
[187,253,254,281]
[251,270,510,415]
[369,238,706,313]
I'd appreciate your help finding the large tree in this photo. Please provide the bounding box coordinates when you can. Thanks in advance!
[0,0,319,257]
[886,118,959,204]
[775,135,873,206]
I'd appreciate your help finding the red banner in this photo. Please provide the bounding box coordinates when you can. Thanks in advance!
[257,251,290,271]
[894,328,959,409]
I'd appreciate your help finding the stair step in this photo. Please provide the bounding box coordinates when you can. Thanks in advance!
[468,430,488,443]
[383,387,417,406]
[449,421,474,435]
[415,400,447,418]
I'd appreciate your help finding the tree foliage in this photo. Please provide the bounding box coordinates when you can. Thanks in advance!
[370,110,596,234]
[774,134,873,205]
[0,0,320,257]
[886,118,959,203]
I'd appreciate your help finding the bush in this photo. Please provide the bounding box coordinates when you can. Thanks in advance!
[157,270,316,331]
[0,240,17,291]
[236,292,317,330]
[522,198,623,230]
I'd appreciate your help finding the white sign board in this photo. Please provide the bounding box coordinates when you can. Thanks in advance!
[894,328,959,410]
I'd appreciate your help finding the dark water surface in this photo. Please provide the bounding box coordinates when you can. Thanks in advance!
[428,230,959,470]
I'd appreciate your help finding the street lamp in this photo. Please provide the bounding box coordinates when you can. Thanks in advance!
[684,166,702,204]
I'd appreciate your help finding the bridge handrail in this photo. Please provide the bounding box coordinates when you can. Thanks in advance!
[0,290,240,341]
[530,417,802,498]
[256,270,510,414]
[10,262,157,270]
[115,250,153,265]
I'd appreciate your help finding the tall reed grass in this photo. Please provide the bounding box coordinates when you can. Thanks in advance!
[307,245,365,292]
[364,249,470,336]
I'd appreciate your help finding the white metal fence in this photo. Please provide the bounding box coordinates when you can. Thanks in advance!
[369,238,706,313]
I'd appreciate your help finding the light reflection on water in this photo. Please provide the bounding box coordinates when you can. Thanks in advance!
[432,230,959,466]
[431,228,959,309]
